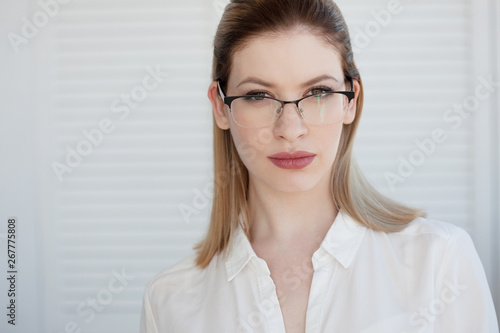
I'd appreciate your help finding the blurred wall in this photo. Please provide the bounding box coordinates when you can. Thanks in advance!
[0,0,498,332]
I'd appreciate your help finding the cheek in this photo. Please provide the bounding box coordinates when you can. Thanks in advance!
[229,127,274,168]
[229,123,344,171]
[321,125,344,159]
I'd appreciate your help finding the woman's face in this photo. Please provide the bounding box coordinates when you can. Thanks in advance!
[208,29,360,194]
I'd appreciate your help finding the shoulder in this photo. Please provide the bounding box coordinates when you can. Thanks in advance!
[391,215,473,247]
[145,254,201,295]
[397,216,484,273]
[391,217,498,330]
[143,252,225,307]
[141,254,222,332]
[365,215,478,271]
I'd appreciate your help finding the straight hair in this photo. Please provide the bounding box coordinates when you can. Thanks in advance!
[195,0,426,268]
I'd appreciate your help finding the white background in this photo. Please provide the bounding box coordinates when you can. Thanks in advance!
[0,0,498,332]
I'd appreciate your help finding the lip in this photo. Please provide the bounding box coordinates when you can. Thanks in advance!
[267,151,316,169]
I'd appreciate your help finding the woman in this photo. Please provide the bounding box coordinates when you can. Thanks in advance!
[140,0,498,332]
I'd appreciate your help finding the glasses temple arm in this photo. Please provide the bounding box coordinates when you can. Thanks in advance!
[217,81,226,100]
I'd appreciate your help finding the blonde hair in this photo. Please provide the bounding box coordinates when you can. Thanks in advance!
[195,0,426,268]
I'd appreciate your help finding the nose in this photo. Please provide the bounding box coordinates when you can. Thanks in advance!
[273,103,307,141]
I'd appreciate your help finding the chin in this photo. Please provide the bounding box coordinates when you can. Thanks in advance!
[276,185,316,194]
[265,175,320,193]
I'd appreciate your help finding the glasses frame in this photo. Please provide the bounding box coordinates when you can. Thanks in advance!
[217,77,355,128]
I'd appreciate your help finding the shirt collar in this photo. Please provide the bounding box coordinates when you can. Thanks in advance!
[318,209,367,269]
[225,219,258,282]
[224,209,367,281]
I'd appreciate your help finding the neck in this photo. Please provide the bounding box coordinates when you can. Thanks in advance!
[247,173,338,247]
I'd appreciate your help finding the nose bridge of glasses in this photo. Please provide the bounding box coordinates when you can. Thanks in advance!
[279,100,304,119]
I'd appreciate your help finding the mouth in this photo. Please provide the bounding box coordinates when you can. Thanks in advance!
[267,151,316,170]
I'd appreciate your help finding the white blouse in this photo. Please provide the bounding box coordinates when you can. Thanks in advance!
[140,210,499,332]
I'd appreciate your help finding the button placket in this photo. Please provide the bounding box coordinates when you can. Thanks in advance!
[305,247,335,333]
[253,258,287,333]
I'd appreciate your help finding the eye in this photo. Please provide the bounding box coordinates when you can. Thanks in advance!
[244,90,271,101]
[308,86,333,96]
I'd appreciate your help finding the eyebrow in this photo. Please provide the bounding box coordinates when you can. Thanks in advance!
[236,74,340,89]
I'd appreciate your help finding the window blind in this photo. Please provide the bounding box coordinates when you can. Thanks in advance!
[35,1,214,332]
[18,0,496,332]
[336,0,474,227]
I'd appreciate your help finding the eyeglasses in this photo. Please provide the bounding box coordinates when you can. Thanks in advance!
[217,77,355,128]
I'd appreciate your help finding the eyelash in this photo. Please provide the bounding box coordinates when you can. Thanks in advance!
[245,85,334,98]
[308,85,334,95]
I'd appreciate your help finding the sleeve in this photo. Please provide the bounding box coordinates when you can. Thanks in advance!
[434,226,499,332]
[139,281,159,333]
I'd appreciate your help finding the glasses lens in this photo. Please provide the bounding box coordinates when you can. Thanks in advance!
[231,96,282,128]
[299,93,349,125]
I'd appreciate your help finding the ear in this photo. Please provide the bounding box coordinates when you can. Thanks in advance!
[208,81,230,130]
[343,78,361,125]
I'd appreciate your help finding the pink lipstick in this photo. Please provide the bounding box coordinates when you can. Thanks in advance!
[267,151,316,169]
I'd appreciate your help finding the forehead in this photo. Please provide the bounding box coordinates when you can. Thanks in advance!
[228,31,343,88]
